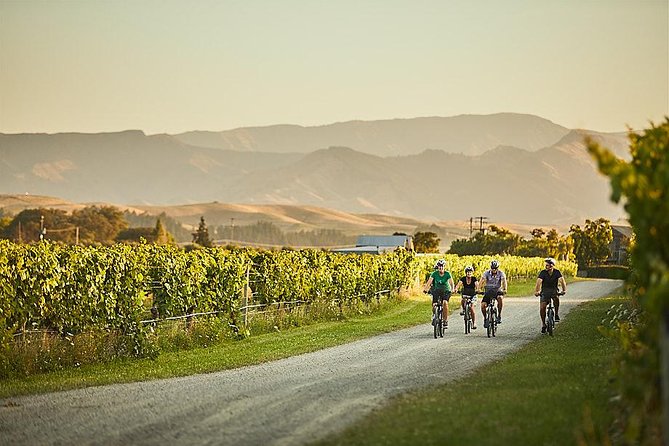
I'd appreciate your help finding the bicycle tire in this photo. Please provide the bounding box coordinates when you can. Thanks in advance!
[547,307,554,336]
[486,307,492,338]
[464,303,470,334]
[491,308,497,337]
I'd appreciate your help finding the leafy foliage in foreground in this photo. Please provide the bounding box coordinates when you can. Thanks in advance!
[587,118,668,445]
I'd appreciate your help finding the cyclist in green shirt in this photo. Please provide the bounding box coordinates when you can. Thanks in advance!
[423,259,454,328]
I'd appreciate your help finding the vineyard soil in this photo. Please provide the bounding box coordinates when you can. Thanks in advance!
[0,280,622,446]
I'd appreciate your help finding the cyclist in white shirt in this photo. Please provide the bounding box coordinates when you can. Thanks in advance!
[478,260,507,326]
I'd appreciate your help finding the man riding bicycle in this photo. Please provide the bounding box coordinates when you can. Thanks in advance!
[454,265,478,329]
[533,257,567,333]
[423,259,454,328]
[478,260,507,327]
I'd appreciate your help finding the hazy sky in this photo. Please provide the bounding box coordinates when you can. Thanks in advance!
[1,0,667,135]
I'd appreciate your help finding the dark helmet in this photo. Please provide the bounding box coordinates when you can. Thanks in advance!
[435,259,446,269]
[490,260,500,270]
[464,265,474,273]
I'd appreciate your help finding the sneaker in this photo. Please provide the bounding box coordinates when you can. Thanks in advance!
[541,326,547,333]
[472,324,477,330]
[443,320,448,328]
[459,311,464,316]
[483,320,489,328]
[496,316,502,324]
[555,315,560,322]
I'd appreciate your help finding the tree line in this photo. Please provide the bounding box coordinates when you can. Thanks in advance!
[0,206,176,245]
[415,217,615,268]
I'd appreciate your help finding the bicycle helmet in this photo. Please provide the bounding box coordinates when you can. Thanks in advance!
[490,260,500,270]
[544,257,556,266]
[464,265,474,273]
[435,259,446,269]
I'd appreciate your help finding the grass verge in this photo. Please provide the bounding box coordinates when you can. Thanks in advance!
[315,295,624,446]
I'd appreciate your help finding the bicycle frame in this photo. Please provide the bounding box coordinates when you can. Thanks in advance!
[541,291,565,336]
[485,298,497,338]
[460,293,479,334]
[433,299,444,339]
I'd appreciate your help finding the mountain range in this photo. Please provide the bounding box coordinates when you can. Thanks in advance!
[0,113,630,225]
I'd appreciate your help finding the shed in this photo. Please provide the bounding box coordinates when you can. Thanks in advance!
[332,234,414,254]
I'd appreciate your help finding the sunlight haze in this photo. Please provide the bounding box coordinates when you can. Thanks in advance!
[1,0,667,134]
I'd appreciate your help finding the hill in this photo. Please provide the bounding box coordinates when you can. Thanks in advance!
[0,114,630,224]
[171,113,571,156]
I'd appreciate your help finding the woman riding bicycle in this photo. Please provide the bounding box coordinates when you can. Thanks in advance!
[423,259,454,328]
[533,257,567,333]
[454,265,478,329]
[478,260,507,327]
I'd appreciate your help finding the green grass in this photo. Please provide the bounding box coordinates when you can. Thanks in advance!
[315,295,623,446]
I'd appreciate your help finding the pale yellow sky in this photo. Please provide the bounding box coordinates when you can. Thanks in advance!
[1,0,667,134]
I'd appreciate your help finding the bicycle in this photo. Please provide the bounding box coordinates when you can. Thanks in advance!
[432,298,444,339]
[424,290,444,339]
[539,290,565,336]
[484,290,504,338]
[457,292,481,334]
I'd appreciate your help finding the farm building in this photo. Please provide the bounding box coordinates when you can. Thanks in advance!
[332,235,414,254]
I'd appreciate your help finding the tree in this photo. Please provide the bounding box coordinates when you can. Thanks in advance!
[192,216,212,247]
[70,206,127,244]
[154,219,175,245]
[568,218,613,267]
[2,208,71,243]
[587,119,669,443]
[413,231,440,253]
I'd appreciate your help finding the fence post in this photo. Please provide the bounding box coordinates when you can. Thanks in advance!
[243,263,250,329]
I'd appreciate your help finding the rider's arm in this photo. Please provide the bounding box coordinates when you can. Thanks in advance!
[448,277,455,292]
[501,275,508,293]
[423,277,433,293]
[534,277,542,295]
[559,276,567,293]
[453,280,461,293]
[477,274,486,292]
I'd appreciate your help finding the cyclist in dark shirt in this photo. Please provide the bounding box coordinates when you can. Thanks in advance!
[533,257,567,333]
[454,265,478,329]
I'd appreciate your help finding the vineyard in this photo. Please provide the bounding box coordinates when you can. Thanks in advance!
[0,240,576,375]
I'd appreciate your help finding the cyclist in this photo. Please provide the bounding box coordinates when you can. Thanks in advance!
[533,257,567,333]
[478,259,507,327]
[454,265,478,329]
[423,259,454,328]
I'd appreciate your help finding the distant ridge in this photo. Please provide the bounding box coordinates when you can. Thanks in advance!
[171,113,571,156]
[0,113,629,224]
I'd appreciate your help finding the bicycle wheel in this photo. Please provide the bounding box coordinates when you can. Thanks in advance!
[547,307,554,336]
[491,308,497,337]
[464,304,470,334]
[433,311,438,339]
[438,308,444,338]
[486,307,492,338]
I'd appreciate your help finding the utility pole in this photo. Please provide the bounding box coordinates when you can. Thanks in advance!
[39,215,46,241]
[469,216,488,236]
[230,217,235,242]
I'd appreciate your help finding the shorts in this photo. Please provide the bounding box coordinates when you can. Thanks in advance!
[482,289,502,304]
[432,289,451,304]
[539,288,559,303]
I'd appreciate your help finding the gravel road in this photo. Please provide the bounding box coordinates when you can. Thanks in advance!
[0,279,622,446]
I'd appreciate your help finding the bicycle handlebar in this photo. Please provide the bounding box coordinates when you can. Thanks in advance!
[535,291,566,297]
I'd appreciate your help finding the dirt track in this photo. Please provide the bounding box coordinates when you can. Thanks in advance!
[0,280,622,446]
